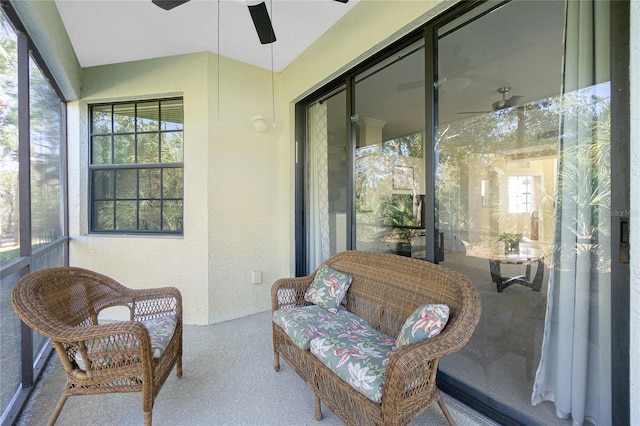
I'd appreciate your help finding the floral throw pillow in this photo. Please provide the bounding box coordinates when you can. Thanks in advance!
[396,304,449,348]
[304,264,353,313]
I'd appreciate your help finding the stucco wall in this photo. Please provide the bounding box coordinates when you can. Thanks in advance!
[67,52,289,325]
[205,54,284,323]
[68,54,213,325]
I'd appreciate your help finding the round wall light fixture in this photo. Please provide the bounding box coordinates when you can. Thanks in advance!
[252,115,268,132]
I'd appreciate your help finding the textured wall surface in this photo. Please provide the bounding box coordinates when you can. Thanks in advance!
[68,54,214,325]
[631,2,639,424]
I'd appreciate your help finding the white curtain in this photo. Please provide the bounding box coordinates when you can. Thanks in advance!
[532,2,611,425]
[307,102,331,271]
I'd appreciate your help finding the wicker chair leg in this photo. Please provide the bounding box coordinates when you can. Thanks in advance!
[47,395,68,426]
[177,356,183,378]
[144,410,152,426]
[314,394,323,420]
[274,352,280,372]
[436,395,456,426]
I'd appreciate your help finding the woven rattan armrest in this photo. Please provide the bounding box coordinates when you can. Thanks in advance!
[271,276,314,311]
[129,286,183,320]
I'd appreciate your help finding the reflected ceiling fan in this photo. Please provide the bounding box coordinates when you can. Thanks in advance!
[152,0,349,45]
[457,86,524,114]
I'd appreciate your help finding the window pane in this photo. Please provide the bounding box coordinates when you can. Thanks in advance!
[163,200,183,231]
[92,104,112,134]
[93,170,114,199]
[92,135,112,164]
[115,200,137,230]
[115,169,137,199]
[508,175,536,213]
[0,11,20,265]
[161,99,184,131]
[113,134,135,164]
[137,133,159,163]
[139,168,161,199]
[94,200,114,229]
[113,103,135,133]
[29,55,62,250]
[163,168,183,198]
[161,132,183,162]
[353,41,426,260]
[140,200,161,230]
[137,101,159,132]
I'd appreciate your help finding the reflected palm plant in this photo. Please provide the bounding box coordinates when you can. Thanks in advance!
[552,85,611,273]
[380,195,420,241]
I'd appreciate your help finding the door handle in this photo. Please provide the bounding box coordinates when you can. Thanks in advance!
[619,218,629,264]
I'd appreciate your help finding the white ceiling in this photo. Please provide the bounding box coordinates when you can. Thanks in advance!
[55,0,566,138]
[55,0,359,71]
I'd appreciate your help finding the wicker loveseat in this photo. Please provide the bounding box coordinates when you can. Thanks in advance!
[271,250,481,426]
[11,267,183,426]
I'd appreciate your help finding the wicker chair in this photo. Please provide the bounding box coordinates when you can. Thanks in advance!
[11,267,183,426]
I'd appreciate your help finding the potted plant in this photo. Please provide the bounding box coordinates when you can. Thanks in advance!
[380,196,420,256]
[498,232,524,253]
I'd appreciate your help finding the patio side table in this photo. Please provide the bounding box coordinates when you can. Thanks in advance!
[489,255,544,293]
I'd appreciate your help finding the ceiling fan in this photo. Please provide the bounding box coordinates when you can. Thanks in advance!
[457,86,524,114]
[152,0,349,45]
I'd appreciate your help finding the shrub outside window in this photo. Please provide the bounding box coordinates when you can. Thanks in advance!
[89,98,184,233]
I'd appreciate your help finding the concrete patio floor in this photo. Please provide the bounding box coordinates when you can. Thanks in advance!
[16,310,498,426]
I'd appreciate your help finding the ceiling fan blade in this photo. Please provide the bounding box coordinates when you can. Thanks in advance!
[152,0,190,11]
[397,80,424,91]
[333,0,349,3]
[248,2,276,45]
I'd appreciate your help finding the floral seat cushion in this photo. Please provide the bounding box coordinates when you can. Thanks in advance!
[75,314,178,370]
[272,305,372,350]
[310,328,396,403]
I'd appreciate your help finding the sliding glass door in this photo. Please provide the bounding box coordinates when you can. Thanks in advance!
[434,2,619,425]
[433,2,567,424]
[297,1,628,424]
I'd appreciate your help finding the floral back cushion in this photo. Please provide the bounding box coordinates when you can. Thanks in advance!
[304,264,353,313]
[396,304,449,348]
